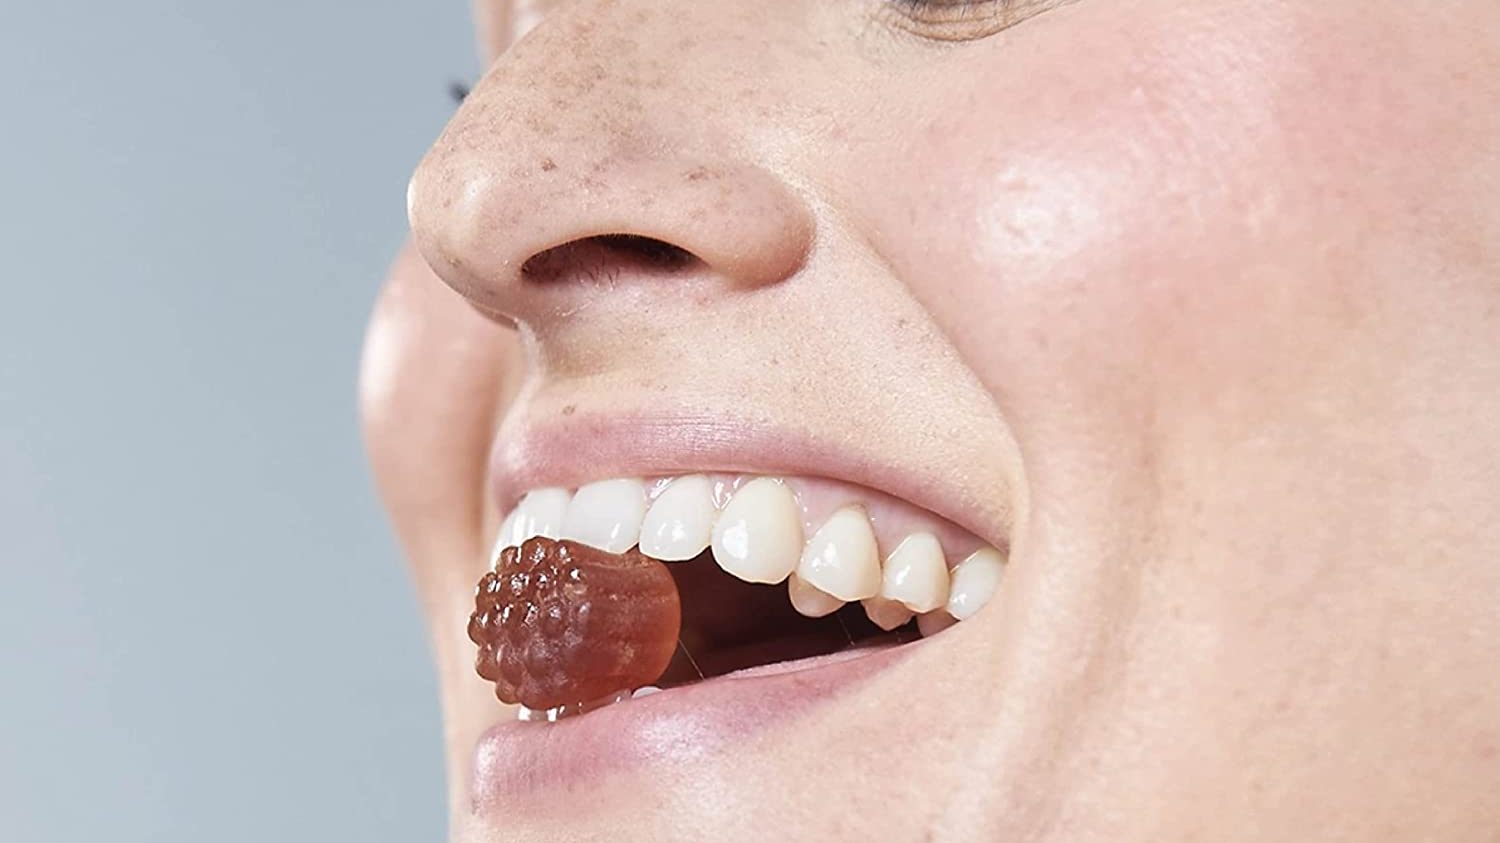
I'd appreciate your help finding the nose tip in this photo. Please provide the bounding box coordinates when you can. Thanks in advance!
[407,119,816,324]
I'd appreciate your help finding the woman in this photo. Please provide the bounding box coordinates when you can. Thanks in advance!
[361,1,1500,840]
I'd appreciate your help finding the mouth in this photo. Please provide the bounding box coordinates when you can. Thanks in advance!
[468,467,1007,803]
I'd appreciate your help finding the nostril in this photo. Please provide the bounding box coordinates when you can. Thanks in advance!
[521,234,701,284]
[594,234,697,269]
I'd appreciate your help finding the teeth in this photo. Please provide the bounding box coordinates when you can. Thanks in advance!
[490,509,520,568]
[880,532,950,613]
[916,609,958,638]
[710,477,804,584]
[862,596,914,631]
[498,474,1002,652]
[796,506,881,601]
[639,475,717,561]
[788,572,845,618]
[508,487,571,546]
[561,478,647,553]
[945,547,1006,621]
[631,686,662,699]
[517,689,631,722]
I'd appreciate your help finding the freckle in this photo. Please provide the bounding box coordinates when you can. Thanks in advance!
[562,405,576,416]
[685,166,711,182]
[541,158,557,172]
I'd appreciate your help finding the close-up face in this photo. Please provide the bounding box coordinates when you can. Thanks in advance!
[362,1,1500,841]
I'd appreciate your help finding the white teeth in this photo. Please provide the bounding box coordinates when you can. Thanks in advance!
[490,509,520,567]
[509,487,571,545]
[880,532,950,614]
[916,609,958,638]
[631,686,662,699]
[711,477,804,584]
[501,474,1001,641]
[945,547,1006,621]
[561,478,647,553]
[639,475,717,561]
[862,596,914,631]
[788,572,845,618]
[796,506,882,601]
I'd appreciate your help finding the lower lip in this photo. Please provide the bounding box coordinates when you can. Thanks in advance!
[470,642,915,811]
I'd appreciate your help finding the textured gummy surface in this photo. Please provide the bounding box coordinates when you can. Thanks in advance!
[468,536,681,710]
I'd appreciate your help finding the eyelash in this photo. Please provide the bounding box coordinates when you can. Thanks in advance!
[890,0,1000,16]
[896,0,986,7]
[885,0,1053,41]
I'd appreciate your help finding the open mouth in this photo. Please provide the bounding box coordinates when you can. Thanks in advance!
[469,474,1007,723]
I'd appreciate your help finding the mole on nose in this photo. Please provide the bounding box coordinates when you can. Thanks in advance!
[468,536,682,711]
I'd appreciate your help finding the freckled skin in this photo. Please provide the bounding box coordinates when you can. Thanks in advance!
[362,1,1500,841]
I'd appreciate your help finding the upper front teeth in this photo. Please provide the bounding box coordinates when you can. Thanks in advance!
[639,474,717,561]
[562,478,647,554]
[709,477,804,584]
[492,486,570,564]
[493,474,1006,633]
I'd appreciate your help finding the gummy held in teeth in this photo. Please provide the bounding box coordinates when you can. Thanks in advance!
[468,536,681,711]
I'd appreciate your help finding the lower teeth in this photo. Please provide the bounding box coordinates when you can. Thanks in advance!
[517,689,632,722]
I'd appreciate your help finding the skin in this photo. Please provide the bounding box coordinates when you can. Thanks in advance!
[361,1,1500,840]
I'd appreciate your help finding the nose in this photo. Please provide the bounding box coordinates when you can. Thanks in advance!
[406,3,815,327]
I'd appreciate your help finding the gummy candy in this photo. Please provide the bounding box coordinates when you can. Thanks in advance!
[468,536,681,711]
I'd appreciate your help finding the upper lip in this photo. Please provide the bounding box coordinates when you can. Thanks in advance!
[487,406,1010,548]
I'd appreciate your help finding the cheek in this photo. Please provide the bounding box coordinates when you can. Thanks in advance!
[360,242,523,612]
[844,2,1452,463]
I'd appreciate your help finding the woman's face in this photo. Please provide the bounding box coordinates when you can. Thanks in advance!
[363,1,1500,840]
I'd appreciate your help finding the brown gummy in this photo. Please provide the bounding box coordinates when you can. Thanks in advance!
[468,536,682,711]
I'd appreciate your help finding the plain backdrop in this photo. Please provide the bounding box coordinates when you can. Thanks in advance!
[1,2,478,840]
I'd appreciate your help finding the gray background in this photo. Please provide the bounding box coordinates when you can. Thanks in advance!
[0,2,476,840]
